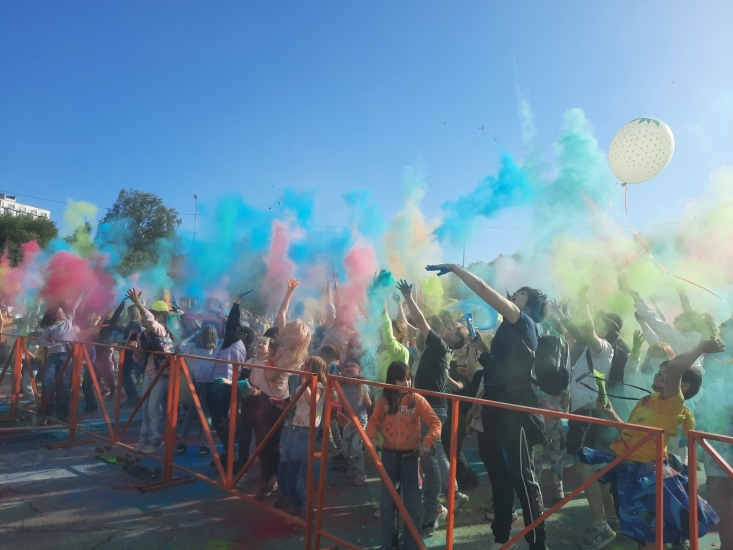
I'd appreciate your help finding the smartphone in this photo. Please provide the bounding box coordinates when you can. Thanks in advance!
[464,313,476,340]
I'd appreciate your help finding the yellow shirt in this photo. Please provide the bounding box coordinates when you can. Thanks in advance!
[610,391,695,463]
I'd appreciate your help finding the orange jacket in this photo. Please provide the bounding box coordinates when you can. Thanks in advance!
[365,392,441,451]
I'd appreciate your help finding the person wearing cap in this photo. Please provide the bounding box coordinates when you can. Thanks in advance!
[126,288,174,454]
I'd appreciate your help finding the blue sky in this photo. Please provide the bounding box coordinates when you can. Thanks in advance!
[1,1,732,263]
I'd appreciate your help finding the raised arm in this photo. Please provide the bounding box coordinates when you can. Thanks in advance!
[397,280,430,338]
[276,278,298,330]
[662,339,724,399]
[677,287,693,314]
[394,293,418,337]
[575,286,603,353]
[427,264,521,324]
[110,298,127,327]
[650,297,668,323]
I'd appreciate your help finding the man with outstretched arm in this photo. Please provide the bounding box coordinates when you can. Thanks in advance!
[425,263,549,550]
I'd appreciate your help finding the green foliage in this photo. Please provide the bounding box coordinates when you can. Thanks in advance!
[99,189,181,276]
[0,213,58,266]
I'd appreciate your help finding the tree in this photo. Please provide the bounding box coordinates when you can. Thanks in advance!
[99,189,181,276]
[0,213,58,266]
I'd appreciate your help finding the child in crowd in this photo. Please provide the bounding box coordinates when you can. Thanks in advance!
[127,288,174,454]
[377,302,410,382]
[38,291,83,423]
[276,355,328,526]
[592,339,725,548]
[319,344,344,453]
[366,360,441,550]
[335,363,371,486]
[175,324,218,457]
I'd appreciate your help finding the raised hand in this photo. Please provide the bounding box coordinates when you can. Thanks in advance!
[425,264,453,277]
[125,288,142,304]
[287,278,299,292]
[699,338,725,355]
[396,280,413,297]
[632,330,645,356]
[392,292,401,304]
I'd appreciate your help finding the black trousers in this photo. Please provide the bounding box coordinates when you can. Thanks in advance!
[479,411,546,550]
[441,409,470,485]
[122,359,138,400]
[82,365,97,408]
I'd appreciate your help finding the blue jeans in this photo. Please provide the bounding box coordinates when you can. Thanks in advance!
[43,353,70,418]
[277,425,309,511]
[381,450,422,550]
[140,372,168,445]
[421,406,449,522]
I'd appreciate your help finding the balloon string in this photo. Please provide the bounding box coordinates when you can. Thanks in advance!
[623,184,732,316]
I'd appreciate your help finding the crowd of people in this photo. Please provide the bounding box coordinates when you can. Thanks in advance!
[1,264,732,550]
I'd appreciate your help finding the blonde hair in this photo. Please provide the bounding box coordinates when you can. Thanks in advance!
[391,319,409,346]
[274,319,312,372]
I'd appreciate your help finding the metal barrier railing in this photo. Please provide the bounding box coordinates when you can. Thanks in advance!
[688,430,733,549]
[2,333,725,550]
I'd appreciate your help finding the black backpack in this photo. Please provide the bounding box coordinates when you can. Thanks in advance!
[532,334,571,397]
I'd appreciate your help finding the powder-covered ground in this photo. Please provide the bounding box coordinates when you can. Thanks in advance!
[0,394,724,550]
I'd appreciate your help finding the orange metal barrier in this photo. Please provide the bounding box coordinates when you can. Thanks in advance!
[688,430,733,549]
[3,333,718,550]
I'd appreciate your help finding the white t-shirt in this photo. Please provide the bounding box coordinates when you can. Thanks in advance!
[249,361,290,400]
[569,340,614,412]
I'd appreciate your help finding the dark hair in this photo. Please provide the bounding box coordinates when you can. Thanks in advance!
[239,326,256,360]
[602,313,623,344]
[39,312,54,329]
[449,325,470,351]
[263,326,279,340]
[517,286,548,323]
[682,367,703,400]
[318,344,341,364]
[383,361,414,415]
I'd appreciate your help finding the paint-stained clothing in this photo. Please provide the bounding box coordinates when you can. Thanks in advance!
[138,310,170,376]
[366,393,441,451]
[610,390,694,463]
[377,312,410,382]
[39,294,82,354]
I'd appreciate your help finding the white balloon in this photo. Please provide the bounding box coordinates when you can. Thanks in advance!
[608,118,674,184]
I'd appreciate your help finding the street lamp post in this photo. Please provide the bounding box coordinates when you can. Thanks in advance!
[193,194,198,241]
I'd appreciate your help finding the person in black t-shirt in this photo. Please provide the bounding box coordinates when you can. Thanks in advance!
[397,280,470,534]
[425,264,549,550]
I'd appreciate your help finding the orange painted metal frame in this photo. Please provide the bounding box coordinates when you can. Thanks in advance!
[0,334,684,550]
[688,429,733,549]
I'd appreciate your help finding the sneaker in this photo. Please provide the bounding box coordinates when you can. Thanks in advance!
[134,440,148,452]
[255,479,278,500]
[140,441,161,454]
[274,494,289,508]
[454,491,469,511]
[176,444,187,456]
[352,475,365,487]
[373,508,381,519]
[235,473,249,490]
[480,500,492,511]
[605,516,621,532]
[579,523,616,550]
[198,445,210,458]
[423,505,448,536]
[344,466,358,477]
[485,506,518,521]
[488,538,517,550]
